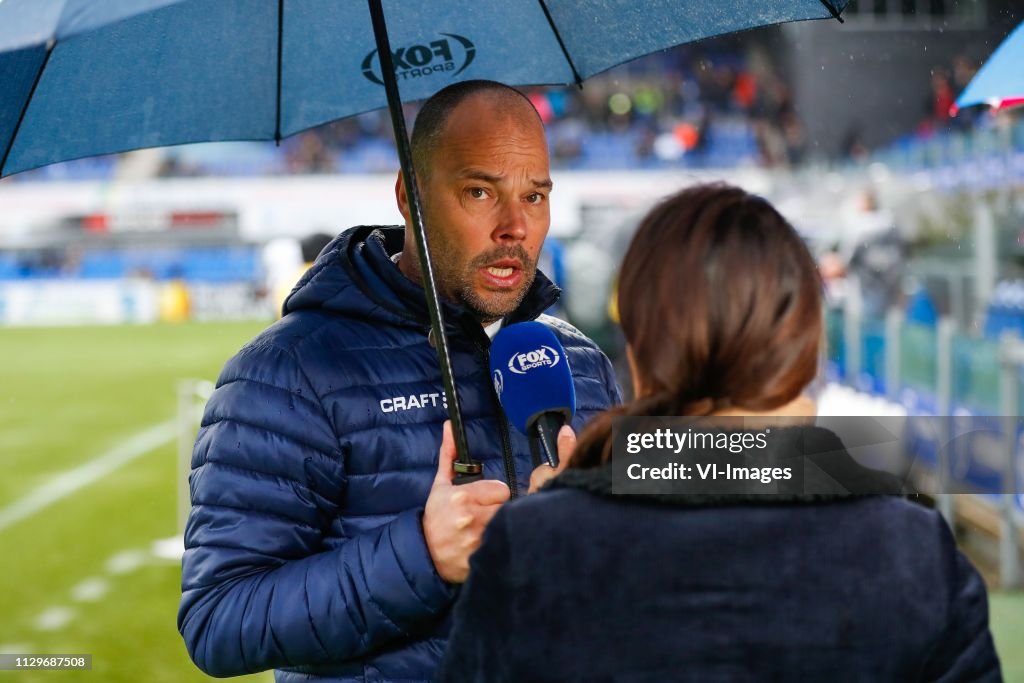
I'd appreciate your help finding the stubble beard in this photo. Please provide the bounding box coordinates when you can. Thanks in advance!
[456,246,537,323]
[429,234,537,323]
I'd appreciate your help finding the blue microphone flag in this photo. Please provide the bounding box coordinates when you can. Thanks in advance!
[489,321,576,434]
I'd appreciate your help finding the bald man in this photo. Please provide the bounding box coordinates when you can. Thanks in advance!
[178,80,620,683]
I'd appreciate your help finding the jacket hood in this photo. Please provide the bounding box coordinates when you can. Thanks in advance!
[283,225,560,337]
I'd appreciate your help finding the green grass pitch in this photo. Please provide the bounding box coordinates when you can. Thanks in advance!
[0,321,271,683]
[0,321,1020,681]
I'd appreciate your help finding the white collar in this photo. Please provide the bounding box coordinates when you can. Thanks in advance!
[483,318,504,339]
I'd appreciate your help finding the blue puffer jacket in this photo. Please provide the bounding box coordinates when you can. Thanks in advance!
[178,226,621,682]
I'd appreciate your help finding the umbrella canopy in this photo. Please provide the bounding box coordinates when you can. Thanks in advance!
[0,0,847,474]
[954,20,1024,114]
[1,0,846,176]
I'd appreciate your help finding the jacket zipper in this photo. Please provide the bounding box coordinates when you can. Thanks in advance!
[480,344,519,498]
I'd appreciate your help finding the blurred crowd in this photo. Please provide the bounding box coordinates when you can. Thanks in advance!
[920,54,988,136]
[843,52,1021,161]
[158,44,804,177]
[521,45,807,168]
[153,47,1024,179]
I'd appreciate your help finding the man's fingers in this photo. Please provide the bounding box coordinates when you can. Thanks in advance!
[525,426,575,494]
[461,535,483,553]
[434,420,458,485]
[463,480,511,506]
[473,502,505,527]
[528,466,556,494]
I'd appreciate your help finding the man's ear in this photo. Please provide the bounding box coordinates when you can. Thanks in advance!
[395,170,410,222]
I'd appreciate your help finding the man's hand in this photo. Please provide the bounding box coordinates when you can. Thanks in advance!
[528,425,576,494]
[423,421,511,583]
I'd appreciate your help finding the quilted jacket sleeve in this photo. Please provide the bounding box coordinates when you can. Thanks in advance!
[177,342,455,677]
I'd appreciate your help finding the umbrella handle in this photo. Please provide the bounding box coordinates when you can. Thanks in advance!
[368,0,483,484]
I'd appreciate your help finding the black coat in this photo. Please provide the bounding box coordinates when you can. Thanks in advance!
[438,427,1001,682]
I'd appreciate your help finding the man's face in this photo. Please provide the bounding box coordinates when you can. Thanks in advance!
[399,95,552,322]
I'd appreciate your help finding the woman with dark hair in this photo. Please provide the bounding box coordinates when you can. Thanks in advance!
[437,184,1000,682]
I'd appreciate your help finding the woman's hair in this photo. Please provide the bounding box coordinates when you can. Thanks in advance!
[573,183,823,468]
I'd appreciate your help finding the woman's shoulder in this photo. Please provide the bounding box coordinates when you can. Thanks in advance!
[500,485,952,545]
[488,485,628,549]
[849,495,959,549]
[850,494,948,527]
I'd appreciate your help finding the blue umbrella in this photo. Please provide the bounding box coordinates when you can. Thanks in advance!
[0,0,847,474]
[0,0,850,176]
[955,20,1024,114]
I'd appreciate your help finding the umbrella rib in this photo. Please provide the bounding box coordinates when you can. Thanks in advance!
[817,0,845,23]
[274,0,284,145]
[0,40,54,177]
[537,1,583,88]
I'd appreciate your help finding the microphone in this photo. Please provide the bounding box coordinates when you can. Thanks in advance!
[489,322,576,468]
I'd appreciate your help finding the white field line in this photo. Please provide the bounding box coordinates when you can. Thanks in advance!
[0,644,33,654]
[28,545,151,635]
[34,607,74,632]
[70,577,110,603]
[105,549,147,575]
[151,535,185,561]
[0,420,176,534]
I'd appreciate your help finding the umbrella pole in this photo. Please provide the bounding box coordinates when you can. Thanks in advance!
[367,0,482,482]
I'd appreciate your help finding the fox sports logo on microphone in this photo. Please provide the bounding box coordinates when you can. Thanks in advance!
[508,346,560,375]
